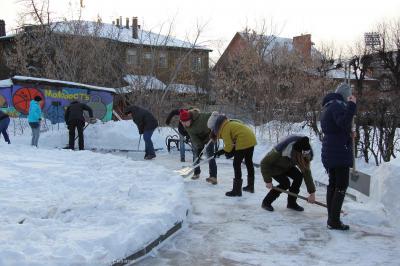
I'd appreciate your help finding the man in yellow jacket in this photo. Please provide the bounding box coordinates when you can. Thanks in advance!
[208,112,257,196]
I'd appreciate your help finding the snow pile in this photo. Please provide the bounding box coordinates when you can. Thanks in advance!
[0,142,189,265]
[369,158,400,223]
[10,119,173,151]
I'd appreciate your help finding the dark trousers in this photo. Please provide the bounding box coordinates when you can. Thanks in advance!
[143,129,155,156]
[68,119,85,150]
[233,147,254,181]
[0,117,10,143]
[326,167,350,225]
[327,167,349,191]
[263,167,303,206]
[194,142,217,177]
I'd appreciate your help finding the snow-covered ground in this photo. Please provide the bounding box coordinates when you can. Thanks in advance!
[1,120,399,265]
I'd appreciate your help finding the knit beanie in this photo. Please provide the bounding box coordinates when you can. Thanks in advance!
[293,137,311,152]
[179,109,191,122]
[335,83,352,101]
[34,95,42,101]
[207,111,220,129]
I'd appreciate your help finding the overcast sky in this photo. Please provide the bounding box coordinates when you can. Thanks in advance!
[1,0,399,61]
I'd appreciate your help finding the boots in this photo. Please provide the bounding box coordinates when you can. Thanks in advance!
[287,195,304,212]
[261,189,281,211]
[327,189,349,230]
[326,186,335,225]
[243,175,254,193]
[226,179,242,197]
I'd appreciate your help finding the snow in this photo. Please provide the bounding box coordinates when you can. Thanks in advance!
[10,76,116,93]
[119,75,205,94]
[51,21,210,51]
[1,119,400,265]
[0,78,12,87]
[0,121,189,265]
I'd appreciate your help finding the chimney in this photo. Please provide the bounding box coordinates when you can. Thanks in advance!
[120,16,122,28]
[0,20,5,37]
[125,17,129,29]
[112,21,115,26]
[132,17,138,39]
[293,34,312,59]
[116,18,120,27]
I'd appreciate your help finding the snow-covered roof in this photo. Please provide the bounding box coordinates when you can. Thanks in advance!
[11,75,116,93]
[0,78,13,87]
[118,75,205,94]
[325,69,377,81]
[50,21,211,51]
[168,83,206,94]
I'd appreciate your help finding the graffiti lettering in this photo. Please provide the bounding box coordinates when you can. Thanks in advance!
[45,90,90,101]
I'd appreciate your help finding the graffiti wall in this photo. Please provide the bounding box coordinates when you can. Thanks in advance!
[0,85,114,124]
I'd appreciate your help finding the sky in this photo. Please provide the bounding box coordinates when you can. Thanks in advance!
[1,0,400,62]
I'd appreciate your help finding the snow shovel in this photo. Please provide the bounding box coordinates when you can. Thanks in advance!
[349,122,371,196]
[193,139,213,165]
[271,186,345,214]
[174,155,215,177]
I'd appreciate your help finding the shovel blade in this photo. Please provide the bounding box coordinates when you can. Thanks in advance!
[349,170,371,196]
[174,166,194,177]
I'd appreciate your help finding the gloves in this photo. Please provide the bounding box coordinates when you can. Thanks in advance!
[214,149,225,158]
[89,117,97,124]
[225,151,234,159]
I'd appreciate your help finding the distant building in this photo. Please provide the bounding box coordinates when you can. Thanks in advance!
[0,18,211,88]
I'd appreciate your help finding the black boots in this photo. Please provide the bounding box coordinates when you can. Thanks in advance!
[327,188,349,230]
[242,175,254,193]
[261,189,280,211]
[226,179,242,197]
[287,193,304,211]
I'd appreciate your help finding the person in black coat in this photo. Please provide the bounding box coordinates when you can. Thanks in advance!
[320,83,356,230]
[166,108,192,162]
[0,110,11,144]
[124,105,158,159]
[64,101,95,150]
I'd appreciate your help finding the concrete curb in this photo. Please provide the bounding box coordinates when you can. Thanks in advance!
[110,218,186,266]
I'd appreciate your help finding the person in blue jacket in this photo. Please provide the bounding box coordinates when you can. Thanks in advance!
[320,83,356,230]
[0,110,11,144]
[28,96,43,147]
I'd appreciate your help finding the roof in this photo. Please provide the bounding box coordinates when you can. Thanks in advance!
[0,78,13,87]
[325,69,377,81]
[10,76,116,93]
[0,21,211,51]
[118,75,205,94]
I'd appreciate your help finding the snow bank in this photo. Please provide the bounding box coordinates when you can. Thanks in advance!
[0,142,189,265]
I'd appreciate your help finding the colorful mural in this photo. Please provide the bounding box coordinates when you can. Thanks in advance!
[0,84,114,124]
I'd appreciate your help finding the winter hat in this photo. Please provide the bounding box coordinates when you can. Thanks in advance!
[335,83,352,101]
[34,96,42,101]
[179,109,191,122]
[207,111,220,129]
[293,137,311,153]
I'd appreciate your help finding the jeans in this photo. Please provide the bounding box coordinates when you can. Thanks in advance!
[143,129,155,156]
[29,122,40,147]
[194,142,217,178]
[179,133,186,161]
[0,117,10,144]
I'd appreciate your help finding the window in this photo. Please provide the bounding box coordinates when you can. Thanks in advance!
[159,52,168,68]
[191,56,202,71]
[144,52,153,60]
[126,48,137,65]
